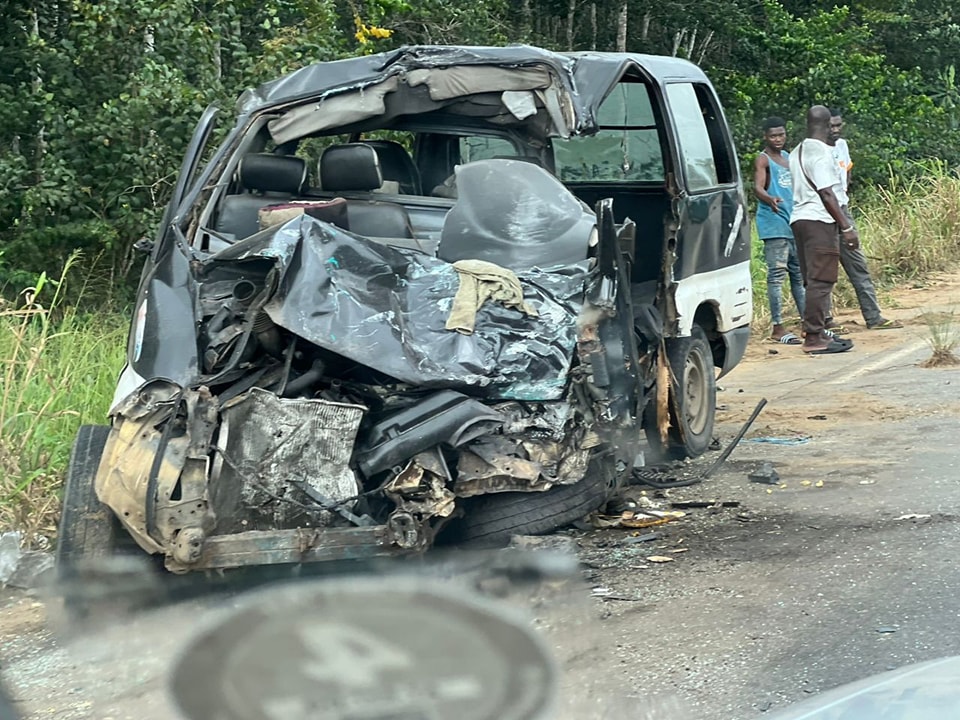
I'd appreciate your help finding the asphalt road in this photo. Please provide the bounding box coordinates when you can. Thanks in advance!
[1,278,959,720]
[549,320,960,719]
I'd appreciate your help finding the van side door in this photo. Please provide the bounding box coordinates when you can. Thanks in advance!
[663,82,751,334]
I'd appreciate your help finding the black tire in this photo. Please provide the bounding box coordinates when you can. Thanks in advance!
[446,453,616,546]
[56,425,118,575]
[644,325,717,461]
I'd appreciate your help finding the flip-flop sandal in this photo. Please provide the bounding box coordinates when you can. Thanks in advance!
[771,332,802,345]
[825,324,851,335]
[867,318,903,329]
[804,339,854,355]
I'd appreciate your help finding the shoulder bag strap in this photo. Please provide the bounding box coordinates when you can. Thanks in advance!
[797,142,819,192]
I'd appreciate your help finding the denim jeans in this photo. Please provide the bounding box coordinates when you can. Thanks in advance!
[763,236,806,325]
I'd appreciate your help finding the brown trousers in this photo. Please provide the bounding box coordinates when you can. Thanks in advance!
[792,219,840,344]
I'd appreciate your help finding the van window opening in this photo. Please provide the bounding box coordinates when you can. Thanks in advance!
[553,81,664,183]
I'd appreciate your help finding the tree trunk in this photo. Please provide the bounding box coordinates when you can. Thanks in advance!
[29,10,46,183]
[696,30,715,64]
[521,0,532,41]
[685,27,697,58]
[566,0,576,50]
[590,3,597,50]
[671,28,685,57]
[641,11,651,43]
[616,2,628,52]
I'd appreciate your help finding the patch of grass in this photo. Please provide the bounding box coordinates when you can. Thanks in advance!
[0,255,128,545]
[854,160,960,284]
[919,309,960,368]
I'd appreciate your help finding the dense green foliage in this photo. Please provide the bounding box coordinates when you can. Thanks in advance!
[1,0,958,288]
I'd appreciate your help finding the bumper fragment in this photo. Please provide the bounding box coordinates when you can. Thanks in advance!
[183,527,405,571]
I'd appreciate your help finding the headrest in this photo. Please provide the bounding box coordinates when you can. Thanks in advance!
[360,140,422,194]
[239,154,306,194]
[320,144,383,192]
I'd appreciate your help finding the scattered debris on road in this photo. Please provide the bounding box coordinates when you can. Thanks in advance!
[670,501,741,509]
[591,510,685,530]
[622,532,661,544]
[746,436,812,445]
[749,462,781,485]
[0,532,53,590]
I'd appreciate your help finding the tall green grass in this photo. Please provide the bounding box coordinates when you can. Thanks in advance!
[0,255,127,543]
[752,161,960,330]
[856,160,960,283]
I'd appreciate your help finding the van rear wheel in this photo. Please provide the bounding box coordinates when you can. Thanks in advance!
[644,325,716,460]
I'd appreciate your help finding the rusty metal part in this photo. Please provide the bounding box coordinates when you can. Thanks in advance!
[171,527,206,566]
[384,511,422,550]
[384,453,456,519]
[383,450,456,550]
[95,380,190,555]
[158,387,218,552]
[378,451,456,552]
[455,441,547,498]
[172,527,405,571]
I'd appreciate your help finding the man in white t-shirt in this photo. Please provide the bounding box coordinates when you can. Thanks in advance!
[788,105,857,354]
[825,110,902,330]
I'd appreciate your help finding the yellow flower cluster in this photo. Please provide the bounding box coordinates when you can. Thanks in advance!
[354,16,393,44]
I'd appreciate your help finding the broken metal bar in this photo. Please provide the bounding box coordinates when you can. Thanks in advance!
[701,397,768,480]
[290,480,376,527]
[145,394,184,541]
[190,527,406,570]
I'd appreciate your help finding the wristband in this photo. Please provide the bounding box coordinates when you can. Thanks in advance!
[840,226,854,233]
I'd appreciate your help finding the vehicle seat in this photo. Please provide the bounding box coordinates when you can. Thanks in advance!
[216,154,307,239]
[358,140,422,195]
[319,144,414,238]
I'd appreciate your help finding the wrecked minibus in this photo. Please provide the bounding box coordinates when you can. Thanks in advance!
[57,45,752,574]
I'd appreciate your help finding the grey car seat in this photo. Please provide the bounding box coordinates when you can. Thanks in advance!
[358,140,422,195]
[216,154,307,239]
[319,144,414,238]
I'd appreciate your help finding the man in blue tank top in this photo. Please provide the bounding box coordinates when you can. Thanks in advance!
[754,117,806,344]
